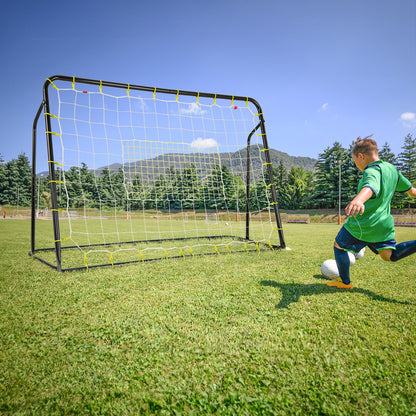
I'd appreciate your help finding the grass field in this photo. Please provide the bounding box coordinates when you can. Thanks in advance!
[1,219,416,415]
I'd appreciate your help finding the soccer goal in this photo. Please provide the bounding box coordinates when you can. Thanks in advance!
[30,75,286,271]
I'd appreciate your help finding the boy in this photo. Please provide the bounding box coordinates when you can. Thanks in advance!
[327,137,416,289]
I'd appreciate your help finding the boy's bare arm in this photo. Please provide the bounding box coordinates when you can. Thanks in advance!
[406,186,416,198]
[345,187,374,217]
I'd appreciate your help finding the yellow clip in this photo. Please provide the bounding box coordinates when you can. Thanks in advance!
[261,147,269,152]
[127,83,130,97]
[246,97,249,108]
[257,133,266,137]
[231,96,234,106]
[255,242,259,251]
[189,247,194,256]
[244,242,248,252]
[267,183,275,187]
[214,245,219,255]
[153,87,157,100]
[176,90,179,102]
[72,77,75,90]
[255,113,263,117]
[51,209,68,213]
[84,253,88,271]
[179,248,185,258]
[54,236,69,242]
[213,94,217,106]
[99,80,103,94]
[270,201,278,206]
[139,250,144,262]
[165,248,168,259]
[49,180,64,184]
[109,252,114,267]
[268,240,274,250]
[226,244,231,254]
[48,160,64,167]
[44,113,59,119]
[196,92,200,104]
[262,162,272,166]
[46,131,62,137]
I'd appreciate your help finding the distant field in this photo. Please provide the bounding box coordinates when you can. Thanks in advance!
[1,219,416,415]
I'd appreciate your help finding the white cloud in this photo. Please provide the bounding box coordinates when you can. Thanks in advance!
[320,103,329,111]
[181,102,206,115]
[400,112,416,127]
[191,138,218,149]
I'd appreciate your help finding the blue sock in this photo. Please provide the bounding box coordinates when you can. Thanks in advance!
[334,246,350,284]
[390,240,416,262]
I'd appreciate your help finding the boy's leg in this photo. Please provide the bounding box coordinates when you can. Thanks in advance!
[390,240,416,262]
[333,245,351,285]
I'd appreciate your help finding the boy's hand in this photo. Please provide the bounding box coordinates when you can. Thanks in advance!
[345,187,374,217]
[345,201,365,217]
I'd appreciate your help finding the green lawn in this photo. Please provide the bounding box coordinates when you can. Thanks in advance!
[1,219,416,415]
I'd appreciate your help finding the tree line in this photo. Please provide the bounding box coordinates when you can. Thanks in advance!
[1,134,415,211]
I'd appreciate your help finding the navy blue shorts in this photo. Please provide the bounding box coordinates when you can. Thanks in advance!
[335,226,397,255]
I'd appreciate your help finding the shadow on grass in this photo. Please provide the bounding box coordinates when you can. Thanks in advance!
[261,275,413,309]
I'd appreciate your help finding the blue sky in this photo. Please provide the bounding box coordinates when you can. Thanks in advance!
[1,0,415,171]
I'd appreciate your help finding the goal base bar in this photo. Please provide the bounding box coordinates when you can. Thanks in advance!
[29,235,283,272]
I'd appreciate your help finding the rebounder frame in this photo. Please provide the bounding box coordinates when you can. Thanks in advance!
[30,75,286,271]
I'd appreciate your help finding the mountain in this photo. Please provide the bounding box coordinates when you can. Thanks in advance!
[38,146,317,181]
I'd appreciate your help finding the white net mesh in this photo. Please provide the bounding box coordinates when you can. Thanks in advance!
[40,78,282,269]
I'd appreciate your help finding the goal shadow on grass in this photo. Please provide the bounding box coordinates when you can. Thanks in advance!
[260,277,413,309]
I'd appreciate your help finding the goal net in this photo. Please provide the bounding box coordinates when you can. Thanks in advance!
[30,76,285,271]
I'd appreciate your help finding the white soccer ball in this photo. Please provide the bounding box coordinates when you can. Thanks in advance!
[321,259,339,279]
[347,251,356,266]
[354,247,365,260]
[225,222,229,226]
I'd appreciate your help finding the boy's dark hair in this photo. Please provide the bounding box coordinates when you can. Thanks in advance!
[351,135,378,157]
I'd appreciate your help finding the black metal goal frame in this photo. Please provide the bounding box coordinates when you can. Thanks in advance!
[30,75,286,271]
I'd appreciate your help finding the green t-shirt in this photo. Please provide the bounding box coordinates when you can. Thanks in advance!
[344,160,412,242]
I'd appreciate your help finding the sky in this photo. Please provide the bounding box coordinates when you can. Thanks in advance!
[1,0,415,172]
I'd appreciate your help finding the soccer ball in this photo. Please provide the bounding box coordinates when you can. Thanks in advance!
[355,247,365,260]
[321,259,339,279]
[347,251,356,266]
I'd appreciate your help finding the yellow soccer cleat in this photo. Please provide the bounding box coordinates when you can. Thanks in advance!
[326,277,353,289]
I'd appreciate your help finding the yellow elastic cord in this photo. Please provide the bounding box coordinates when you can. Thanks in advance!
[261,147,269,151]
[255,242,260,251]
[99,80,102,94]
[127,83,130,97]
[213,94,217,106]
[268,240,274,250]
[196,92,200,104]
[54,236,69,242]
[244,242,248,252]
[51,209,68,213]
[270,201,278,206]
[179,248,185,258]
[246,97,249,108]
[262,162,272,166]
[164,249,168,259]
[72,77,75,90]
[231,96,234,106]
[109,252,114,267]
[139,250,144,262]
[226,244,231,254]
[153,87,157,100]
[44,112,59,119]
[189,247,194,256]
[254,113,263,117]
[214,245,219,255]
[257,133,266,137]
[267,183,276,188]
[46,131,62,137]
[48,160,64,167]
[47,79,59,90]
[176,90,179,102]
[49,180,64,184]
